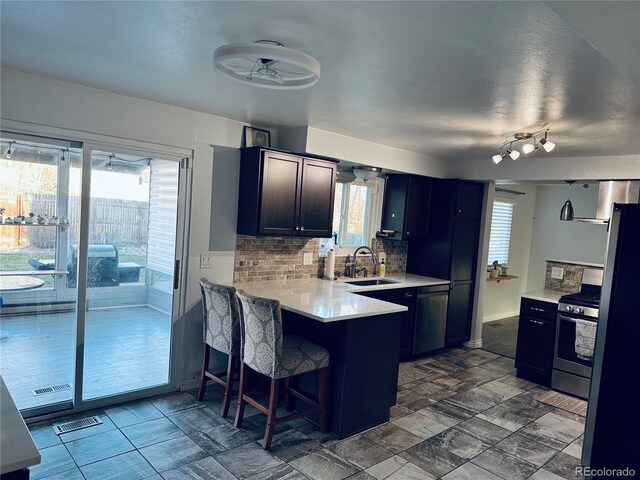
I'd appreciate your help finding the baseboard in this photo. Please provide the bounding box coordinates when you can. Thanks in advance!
[483,310,519,323]
[464,339,483,349]
[180,378,201,391]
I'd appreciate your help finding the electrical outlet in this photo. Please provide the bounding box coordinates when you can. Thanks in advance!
[551,267,564,280]
[378,252,386,263]
[200,254,215,269]
[303,252,313,265]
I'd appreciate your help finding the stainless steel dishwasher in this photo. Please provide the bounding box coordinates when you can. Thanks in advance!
[413,284,449,355]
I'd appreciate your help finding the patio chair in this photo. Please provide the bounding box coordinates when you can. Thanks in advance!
[198,279,242,418]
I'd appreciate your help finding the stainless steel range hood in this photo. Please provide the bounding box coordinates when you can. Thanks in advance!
[577,181,640,224]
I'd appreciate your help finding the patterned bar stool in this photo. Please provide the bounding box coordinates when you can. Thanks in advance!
[235,290,330,449]
[197,279,241,418]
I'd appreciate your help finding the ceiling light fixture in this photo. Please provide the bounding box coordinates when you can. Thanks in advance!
[560,180,576,221]
[492,129,555,164]
[214,40,320,89]
[352,166,382,182]
[5,142,15,159]
[540,131,555,152]
[492,153,505,164]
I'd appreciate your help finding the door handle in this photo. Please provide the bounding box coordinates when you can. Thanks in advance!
[173,260,181,290]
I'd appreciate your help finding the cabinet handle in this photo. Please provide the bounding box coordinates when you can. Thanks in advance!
[530,319,545,325]
[295,226,300,231]
[404,292,414,299]
[530,307,545,312]
[406,231,410,236]
[300,226,305,231]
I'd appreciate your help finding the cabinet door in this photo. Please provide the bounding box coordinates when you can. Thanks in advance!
[444,281,472,346]
[381,175,408,240]
[259,153,302,235]
[298,159,336,237]
[451,218,479,281]
[515,316,555,383]
[413,290,448,355]
[455,181,484,218]
[405,177,432,239]
[377,288,416,361]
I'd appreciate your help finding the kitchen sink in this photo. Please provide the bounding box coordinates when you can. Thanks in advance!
[344,279,400,286]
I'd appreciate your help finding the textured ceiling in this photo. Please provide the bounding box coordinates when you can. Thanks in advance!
[1,1,639,162]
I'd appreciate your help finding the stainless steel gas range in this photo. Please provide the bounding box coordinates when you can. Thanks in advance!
[552,268,603,399]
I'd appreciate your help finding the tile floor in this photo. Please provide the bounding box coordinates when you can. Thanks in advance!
[27,347,588,480]
[481,316,519,359]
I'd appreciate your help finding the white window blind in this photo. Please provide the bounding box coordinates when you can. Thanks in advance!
[488,200,515,266]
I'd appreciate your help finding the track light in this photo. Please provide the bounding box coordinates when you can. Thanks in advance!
[5,142,15,159]
[540,131,555,152]
[492,129,555,164]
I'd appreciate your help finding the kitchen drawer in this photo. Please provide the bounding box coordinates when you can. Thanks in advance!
[520,298,557,321]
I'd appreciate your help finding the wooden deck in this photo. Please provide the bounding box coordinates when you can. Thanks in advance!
[0,306,171,411]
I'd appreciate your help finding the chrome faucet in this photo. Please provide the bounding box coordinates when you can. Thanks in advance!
[350,245,377,278]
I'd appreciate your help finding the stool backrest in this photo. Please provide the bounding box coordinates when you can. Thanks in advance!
[236,290,282,378]
[199,279,241,355]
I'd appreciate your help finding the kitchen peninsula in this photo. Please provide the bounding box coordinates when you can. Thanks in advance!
[232,274,449,438]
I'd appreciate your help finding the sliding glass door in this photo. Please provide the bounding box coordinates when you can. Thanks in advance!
[1,133,190,416]
[81,150,181,400]
[0,136,82,415]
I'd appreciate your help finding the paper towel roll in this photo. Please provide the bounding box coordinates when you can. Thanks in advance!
[324,250,336,280]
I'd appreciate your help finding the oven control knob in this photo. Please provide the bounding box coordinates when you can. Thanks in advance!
[576,307,584,315]
[566,305,574,312]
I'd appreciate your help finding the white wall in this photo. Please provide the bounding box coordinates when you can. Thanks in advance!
[483,183,537,322]
[305,127,448,178]
[526,184,608,290]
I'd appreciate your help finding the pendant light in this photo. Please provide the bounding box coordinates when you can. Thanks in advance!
[560,180,575,221]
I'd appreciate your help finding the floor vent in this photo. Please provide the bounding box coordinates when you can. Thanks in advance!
[31,383,73,396]
[53,416,103,435]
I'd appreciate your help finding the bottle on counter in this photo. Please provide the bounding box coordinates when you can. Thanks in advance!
[379,259,386,277]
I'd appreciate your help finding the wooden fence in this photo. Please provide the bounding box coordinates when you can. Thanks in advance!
[0,193,149,248]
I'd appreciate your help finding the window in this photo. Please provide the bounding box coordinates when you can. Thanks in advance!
[321,179,377,255]
[487,199,515,266]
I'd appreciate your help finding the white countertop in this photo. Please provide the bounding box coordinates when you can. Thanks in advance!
[1,376,41,474]
[232,273,450,322]
[520,290,564,304]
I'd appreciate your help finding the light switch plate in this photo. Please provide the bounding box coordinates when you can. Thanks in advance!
[551,267,564,280]
[200,254,215,269]
[303,252,313,265]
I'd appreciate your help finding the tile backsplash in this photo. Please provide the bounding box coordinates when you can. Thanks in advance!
[234,235,409,282]
[234,235,319,282]
[317,239,408,278]
[544,260,603,293]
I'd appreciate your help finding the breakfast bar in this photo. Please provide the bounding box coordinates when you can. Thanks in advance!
[233,274,449,438]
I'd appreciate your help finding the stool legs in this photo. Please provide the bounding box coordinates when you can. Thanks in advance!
[263,378,281,449]
[197,344,211,401]
[220,354,238,418]
[234,362,248,429]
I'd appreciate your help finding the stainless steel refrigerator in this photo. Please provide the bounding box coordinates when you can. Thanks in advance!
[582,203,640,474]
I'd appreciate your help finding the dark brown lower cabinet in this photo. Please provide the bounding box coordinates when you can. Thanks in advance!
[444,281,473,347]
[515,299,557,386]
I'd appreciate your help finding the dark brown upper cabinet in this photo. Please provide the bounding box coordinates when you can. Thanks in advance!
[381,174,433,240]
[237,147,337,237]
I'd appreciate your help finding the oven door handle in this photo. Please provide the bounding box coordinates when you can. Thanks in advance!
[558,314,596,323]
